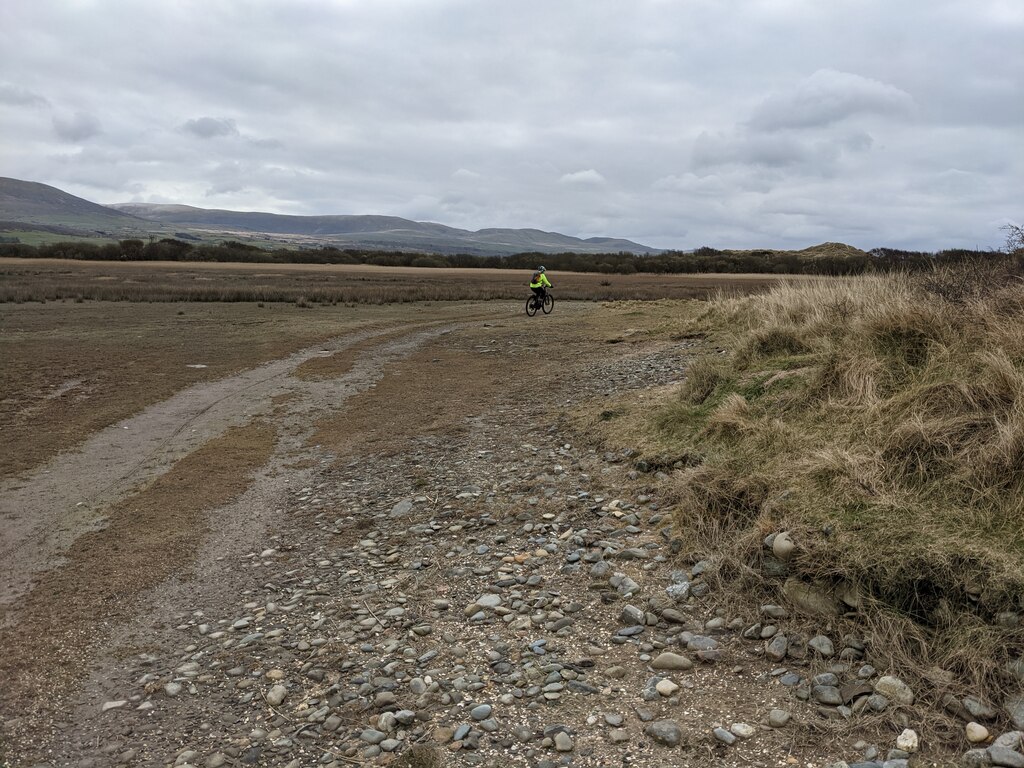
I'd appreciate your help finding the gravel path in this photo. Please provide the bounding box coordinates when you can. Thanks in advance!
[0,305,986,767]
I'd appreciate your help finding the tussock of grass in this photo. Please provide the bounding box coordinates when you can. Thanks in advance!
[594,261,1024,714]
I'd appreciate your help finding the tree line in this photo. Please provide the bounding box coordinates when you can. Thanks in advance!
[0,237,1017,276]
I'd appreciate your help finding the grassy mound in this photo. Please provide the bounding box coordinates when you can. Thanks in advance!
[593,262,1024,705]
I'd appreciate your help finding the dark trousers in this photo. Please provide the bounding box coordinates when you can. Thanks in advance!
[531,286,546,301]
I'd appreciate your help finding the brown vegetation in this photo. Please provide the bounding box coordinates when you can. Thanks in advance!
[0,257,807,304]
[582,261,1024,718]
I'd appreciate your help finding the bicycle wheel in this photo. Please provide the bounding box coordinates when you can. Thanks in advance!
[542,294,554,314]
[525,296,538,316]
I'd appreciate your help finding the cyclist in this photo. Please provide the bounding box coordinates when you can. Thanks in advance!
[530,266,551,306]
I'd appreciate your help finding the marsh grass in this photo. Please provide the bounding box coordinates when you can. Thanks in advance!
[0,259,801,304]
[585,260,1024,718]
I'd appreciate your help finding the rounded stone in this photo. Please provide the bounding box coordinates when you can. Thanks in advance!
[896,728,919,753]
[965,722,989,743]
[470,704,492,721]
[266,685,287,706]
[768,709,791,728]
[554,732,573,752]
[730,722,755,739]
[651,652,693,671]
[772,531,796,561]
[644,720,682,747]
[874,675,914,705]
[656,679,679,697]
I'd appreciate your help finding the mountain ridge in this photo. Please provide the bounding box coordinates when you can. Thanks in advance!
[0,178,660,255]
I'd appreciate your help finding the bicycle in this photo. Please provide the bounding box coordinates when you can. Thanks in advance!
[525,291,554,316]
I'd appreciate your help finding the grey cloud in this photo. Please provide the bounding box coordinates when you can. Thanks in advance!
[180,117,239,139]
[1,0,1020,251]
[52,111,101,142]
[559,169,606,186]
[748,70,914,131]
[0,83,49,107]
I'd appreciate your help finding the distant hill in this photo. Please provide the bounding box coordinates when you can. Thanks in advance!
[108,202,661,256]
[0,177,148,233]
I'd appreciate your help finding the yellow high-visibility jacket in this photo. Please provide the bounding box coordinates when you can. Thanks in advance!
[530,272,551,289]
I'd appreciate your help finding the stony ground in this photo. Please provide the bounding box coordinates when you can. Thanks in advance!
[0,300,1014,767]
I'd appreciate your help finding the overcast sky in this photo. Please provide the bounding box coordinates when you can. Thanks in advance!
[2,0,1022,250]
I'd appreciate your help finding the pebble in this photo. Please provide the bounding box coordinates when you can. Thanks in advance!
[874,676,914,705]
[644,720,682,747]
[265,685,287,706]
[470,704,492,720]
[713,727,736,745]
[768,709,792,728]
[896,728,919,753]
[651,652,693,671]
[554,732,573,751]
[655,679,679,697]
[731,722,755,738]
[989,746,1024,768]
[966,722,990,743]
[808,634,835,657]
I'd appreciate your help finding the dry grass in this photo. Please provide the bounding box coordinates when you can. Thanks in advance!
[582,261,1024,724]
[0,257,808,304]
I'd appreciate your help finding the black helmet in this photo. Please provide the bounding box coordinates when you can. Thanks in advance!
[538,266,546,272]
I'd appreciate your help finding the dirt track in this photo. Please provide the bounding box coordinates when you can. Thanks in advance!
[0,299,951,767]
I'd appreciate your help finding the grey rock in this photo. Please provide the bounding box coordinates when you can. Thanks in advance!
[964,696,999,721]
[1006,695,1024,729]
[390,500,414,518]
[962,749,993,767]
[730,722,755,738]
[993,732,1023,750]
[475,594,502,608]
[768,709,791,728]
[615,548,649,560]
[808,635,835,657]
[782,579,841,617]
[621,605,645,624]
[813,686,843,706]
[470,704,492,720]
[513,726,534,742]
[614,575,641,596]
[666,582,690,601]
[713,727,736,745]
[644,720,682,747]
[874,676,914,705]
[765,634,788,661]
[554,732,573,752]
[867,694,890,712]
[761,604,789,619]
[651,652,693,671]
[988,746,1024,768]
[266,685,287,706]
[360,729,386,744]
[608,728,629,743]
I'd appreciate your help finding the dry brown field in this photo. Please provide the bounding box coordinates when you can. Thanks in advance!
[0,257,812,303]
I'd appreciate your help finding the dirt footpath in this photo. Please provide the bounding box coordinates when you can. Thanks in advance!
[0,300,945,767]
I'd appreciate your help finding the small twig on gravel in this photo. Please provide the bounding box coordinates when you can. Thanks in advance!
[261,695,294,723]
[363,600,382,625]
